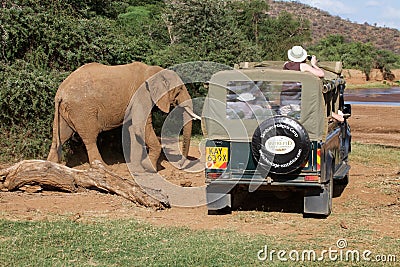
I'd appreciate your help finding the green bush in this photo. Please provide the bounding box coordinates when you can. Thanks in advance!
[0,60,68,161]
[0,60,66,125]
[308,35,400,80]
[0,123,52,162]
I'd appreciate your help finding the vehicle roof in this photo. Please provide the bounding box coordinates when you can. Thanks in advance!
[234,61,343,80]
[201,61,344,141]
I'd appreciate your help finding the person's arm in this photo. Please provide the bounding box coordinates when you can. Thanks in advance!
[300,55,325,77]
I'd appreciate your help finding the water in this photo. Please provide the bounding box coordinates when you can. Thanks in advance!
[344,87,400,106]
[345,101,400,106]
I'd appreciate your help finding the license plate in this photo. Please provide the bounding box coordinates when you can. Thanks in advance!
[206,147,228,169]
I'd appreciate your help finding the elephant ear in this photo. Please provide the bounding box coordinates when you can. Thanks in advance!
[148,70,180,113]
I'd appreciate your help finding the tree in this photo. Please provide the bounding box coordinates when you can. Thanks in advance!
[231,0,269,44]
[374,49,400,80]
[160,0,311,65]
[161,0,249,65]
[309,35,400,81]
[342,42,376,80]
[117,2,169,52]
[308,34,346,61]
[258,12,311,60]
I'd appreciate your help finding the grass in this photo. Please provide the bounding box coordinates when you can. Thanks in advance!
[0,219,282,266]
[350,142,400,197]
[350,142,400,167]
[346,81,393,89]
[1,218,398,266]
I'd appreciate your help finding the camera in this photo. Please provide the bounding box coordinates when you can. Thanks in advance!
[307,55,312,61]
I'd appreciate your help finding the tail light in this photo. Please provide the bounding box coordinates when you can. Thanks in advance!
[305,175,319,181]
[206,172,223,179]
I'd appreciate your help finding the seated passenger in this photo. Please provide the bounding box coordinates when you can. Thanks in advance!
[283,45,343,122]
[283,45,324,78]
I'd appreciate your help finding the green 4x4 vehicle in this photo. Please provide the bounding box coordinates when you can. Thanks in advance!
[202,61,351,217]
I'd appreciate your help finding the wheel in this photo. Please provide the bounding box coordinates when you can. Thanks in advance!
[207,207,232,215]
[252,116,310,174]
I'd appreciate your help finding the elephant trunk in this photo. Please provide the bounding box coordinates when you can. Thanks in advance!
[182,108,192,159]
[177,87,194,165]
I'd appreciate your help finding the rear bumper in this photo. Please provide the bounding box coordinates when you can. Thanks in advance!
[206,180,327,213]
[206,178,323,188]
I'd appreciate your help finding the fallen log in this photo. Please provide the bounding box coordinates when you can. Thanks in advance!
[0,160,169,210]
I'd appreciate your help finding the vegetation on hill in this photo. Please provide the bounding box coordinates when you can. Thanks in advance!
[269,0,400,54]
[1,0,400,161]
[308,35,400,81]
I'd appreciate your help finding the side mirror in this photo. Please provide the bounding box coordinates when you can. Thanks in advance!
[342,104,351,119]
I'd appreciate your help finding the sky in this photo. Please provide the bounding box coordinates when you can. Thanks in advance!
[279,0,400,30]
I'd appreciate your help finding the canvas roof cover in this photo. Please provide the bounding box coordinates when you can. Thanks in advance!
[201,68,327,141]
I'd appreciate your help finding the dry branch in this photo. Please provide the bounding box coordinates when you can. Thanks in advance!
[0,160,169,210]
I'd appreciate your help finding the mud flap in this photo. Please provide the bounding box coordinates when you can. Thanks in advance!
[304,186,331,216]
[206,184,232,211]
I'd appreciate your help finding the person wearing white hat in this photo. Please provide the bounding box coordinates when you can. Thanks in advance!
[283,45,343,122]
[283,45,325,78]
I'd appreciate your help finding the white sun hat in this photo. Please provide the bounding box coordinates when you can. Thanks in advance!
[288,45,308,63]
[238,92,255,102]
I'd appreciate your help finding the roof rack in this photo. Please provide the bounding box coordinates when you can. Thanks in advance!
[234,61,343,76]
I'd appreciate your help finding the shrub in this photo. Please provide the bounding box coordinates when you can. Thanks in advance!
[0,60,69,161]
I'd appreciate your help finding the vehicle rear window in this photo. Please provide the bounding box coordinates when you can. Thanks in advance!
[226,81,302,120]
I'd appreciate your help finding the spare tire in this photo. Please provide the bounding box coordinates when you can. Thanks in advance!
[252,116,310,174]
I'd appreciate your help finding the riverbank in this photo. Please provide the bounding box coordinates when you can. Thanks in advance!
[343,68,400,89]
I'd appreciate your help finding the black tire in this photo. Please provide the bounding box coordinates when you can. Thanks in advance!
[252,116,310,174]
[207,207,232,215]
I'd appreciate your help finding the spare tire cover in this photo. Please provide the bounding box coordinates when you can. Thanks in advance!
[252,116,310,174]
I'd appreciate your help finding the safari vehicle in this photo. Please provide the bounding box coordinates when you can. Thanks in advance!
[202,61,351,217]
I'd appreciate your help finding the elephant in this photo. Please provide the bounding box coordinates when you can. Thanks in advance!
[47,62,198,172]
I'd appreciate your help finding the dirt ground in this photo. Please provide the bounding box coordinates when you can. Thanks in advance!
[347,105,400,148]
[0,105,399,243]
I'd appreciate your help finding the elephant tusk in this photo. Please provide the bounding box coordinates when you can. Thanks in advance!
[183,106,201,120]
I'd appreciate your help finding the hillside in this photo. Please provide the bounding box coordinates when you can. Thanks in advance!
[268,1,400,53]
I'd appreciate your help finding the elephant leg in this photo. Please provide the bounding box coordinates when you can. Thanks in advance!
[128,123,146,173]
[80,133,103,165]
[144,115,161,172]
[47,116,74,163]
[72,115,104,165]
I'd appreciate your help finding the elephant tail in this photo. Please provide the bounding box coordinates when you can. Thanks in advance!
[47,95,64,162]
[54,97,62,159]
[55,97,63,160]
